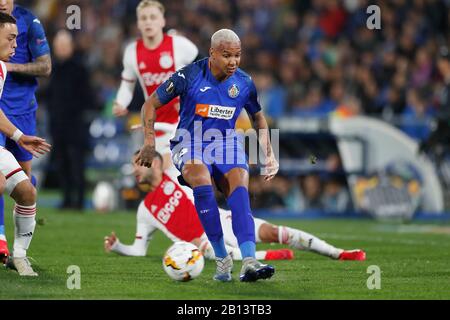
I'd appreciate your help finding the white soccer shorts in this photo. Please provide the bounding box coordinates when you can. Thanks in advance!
[0,147,28,195]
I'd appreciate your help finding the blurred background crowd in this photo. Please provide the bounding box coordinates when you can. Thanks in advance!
[16,0,450,214]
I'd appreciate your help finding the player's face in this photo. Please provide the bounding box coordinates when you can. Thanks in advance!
[210,42,241,77]
[137,5,165,39]
[0,22,17,61]
[0,0,14,15]
[132,155,161,191]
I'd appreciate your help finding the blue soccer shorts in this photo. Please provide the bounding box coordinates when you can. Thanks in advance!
[171,136,249,186]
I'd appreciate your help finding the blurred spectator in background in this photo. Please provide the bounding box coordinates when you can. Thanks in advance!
[45,30,95,210]
[400,88,434,142]
[420,46,450,159]
[298,174,323,211]
[322,176,352,212]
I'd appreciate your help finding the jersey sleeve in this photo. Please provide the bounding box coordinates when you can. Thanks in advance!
[156,67,189,104]
[121,42,138,82]
[0,61,7,99]
[244,78,262,116]
[173,35,199,68]
[28,17,50,59]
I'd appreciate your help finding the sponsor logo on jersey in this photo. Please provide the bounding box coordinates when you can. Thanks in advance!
[200,86,211,93]
[159,52,174,69]
[156,189,184,224]
[142,72,173,86]
[228,84,240,98]
[195,104,236,120]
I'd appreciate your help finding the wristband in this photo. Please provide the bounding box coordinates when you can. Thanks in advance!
[11,129,23,143]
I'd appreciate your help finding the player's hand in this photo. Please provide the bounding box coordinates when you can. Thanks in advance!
[112,102,129,117]
[135,144,155,168]
[104,232,118,253]
[18,135,51,158]
[262,156,279,181]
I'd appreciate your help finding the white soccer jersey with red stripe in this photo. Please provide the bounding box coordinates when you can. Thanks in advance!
[121,34,198,124]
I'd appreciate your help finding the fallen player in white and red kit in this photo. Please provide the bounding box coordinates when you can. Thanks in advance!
[104,152,366,261]
[113,0,198,168]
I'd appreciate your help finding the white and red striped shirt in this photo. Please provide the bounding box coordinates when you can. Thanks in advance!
[120,34,198,125]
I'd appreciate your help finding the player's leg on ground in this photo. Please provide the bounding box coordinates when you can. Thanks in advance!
[258,223,341,258]
[183,162,232,281]
[9,180,38,276]
[224,168,274,282]
[271,224,365,260]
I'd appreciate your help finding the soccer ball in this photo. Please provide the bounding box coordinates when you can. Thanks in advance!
[162,241,204,281]
[92,181,118,212]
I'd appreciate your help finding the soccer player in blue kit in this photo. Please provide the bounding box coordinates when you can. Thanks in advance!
[0,0,51,261]
[137,29,280,282]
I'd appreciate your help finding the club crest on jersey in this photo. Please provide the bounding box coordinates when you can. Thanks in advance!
[228,84,240,98]
[162,181,176,195]
[159,52,174,69]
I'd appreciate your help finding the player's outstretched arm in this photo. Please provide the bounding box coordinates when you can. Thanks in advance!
[104,231,151,257]
[250,111,279,181]
[5,54,51,77]
[136,92,164,168]
[113,79,137,117]
[17,135,51,158]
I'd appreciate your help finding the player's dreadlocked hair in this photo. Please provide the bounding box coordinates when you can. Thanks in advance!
[0,12,16,28]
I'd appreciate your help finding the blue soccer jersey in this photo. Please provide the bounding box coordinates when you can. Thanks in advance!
[156,58,261,146]
[156,58,261,179]
[0,5,50,116]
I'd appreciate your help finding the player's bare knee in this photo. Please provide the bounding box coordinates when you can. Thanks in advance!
[182,166,211,187]
[259,223,279,243]
[11,180,37,206]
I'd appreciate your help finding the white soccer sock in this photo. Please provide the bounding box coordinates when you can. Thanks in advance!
[280,226,343,259]
[13,204,36,258]
[200,240,267,261]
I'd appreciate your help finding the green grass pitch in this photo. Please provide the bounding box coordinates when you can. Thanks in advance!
[1,200,449,300]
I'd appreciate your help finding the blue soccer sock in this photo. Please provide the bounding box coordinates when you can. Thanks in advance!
[31,175,37,187]
[227,186,256,259]
[0,195,5,240]
[193,185,227,258]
